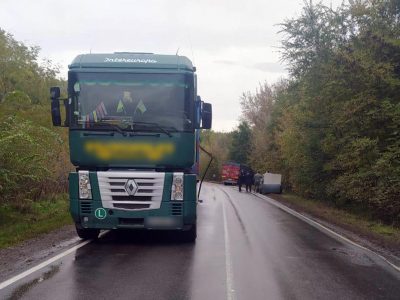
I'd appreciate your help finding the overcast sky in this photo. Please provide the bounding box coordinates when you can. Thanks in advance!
[0,0,343,131]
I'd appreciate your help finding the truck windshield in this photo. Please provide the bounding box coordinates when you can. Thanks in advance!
[69,72,194,132]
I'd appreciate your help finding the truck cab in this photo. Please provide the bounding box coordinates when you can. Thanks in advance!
[50,53,212,242]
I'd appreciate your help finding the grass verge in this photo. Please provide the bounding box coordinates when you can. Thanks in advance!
[268,193,400,257]
[0,194,73,249]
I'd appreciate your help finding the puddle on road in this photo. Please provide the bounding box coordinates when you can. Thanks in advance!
[7,264,60,300]
[331,247,375,267]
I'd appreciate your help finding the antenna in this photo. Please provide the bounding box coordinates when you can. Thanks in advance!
[176,47,180,55]
[188,34,196,67]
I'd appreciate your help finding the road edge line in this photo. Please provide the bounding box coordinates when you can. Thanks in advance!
[0,231,107,290]
[253,192,400,273]
[222,196,236,300]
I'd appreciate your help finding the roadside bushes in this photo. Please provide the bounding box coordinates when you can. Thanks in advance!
[3,91,32,108]
[0,28,69,211]
[0,107,69,209]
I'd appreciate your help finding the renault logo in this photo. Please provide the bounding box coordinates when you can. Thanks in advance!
[125,179,138,196]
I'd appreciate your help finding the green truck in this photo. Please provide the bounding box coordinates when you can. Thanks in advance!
[50,52,212,242]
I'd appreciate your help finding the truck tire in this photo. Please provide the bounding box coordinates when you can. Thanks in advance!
[75,225,100,240]
[181,224,197,243]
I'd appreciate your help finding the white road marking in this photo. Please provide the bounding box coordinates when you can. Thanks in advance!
[0,232,107,290]
[253,192,400,273]
[222,197,236,300]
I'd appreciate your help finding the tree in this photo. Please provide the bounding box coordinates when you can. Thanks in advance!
[277,0,400,222]
[199,130,232,181]
[237,0,400,225]
[229,121,251,164]
[0,28,63,104]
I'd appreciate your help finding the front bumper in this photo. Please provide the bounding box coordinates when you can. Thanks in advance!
[69,172,197,230]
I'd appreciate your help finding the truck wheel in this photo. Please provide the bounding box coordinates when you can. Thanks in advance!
[75,225,100,240]
[181,224,197,243]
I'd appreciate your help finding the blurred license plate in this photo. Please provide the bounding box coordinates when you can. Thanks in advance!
[146,217,182,229]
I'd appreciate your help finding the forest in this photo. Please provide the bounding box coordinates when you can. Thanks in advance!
[201,0,400,226]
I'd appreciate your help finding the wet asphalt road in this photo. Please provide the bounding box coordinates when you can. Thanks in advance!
[1,182,400,300]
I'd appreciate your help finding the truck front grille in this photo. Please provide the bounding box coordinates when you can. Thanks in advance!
[97,171,165,211]
[111,195,152,201]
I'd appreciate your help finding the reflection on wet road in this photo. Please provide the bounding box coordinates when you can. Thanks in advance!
[1,183,400,300]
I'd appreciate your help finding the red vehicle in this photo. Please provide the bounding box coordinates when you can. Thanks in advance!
[221,162,240,185]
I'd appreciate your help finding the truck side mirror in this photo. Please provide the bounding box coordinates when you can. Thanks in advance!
[202,102,212,129]
[50,86,60,99]
[50,87,61,126]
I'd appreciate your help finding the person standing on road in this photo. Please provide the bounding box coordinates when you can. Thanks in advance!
[254,172,263,193]
[237,169,245,192]
[245,170,253,192]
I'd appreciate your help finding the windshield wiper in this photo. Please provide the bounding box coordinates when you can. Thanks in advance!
[129,121,173,137]
[79,120,128,136]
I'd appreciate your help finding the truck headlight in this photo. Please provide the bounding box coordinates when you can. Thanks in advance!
[171,173,184,201]
[79,171,92,199]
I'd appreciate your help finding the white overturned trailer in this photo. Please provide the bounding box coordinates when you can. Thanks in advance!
[260,173,282,194]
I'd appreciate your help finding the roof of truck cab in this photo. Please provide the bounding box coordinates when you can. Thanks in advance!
[69,53,194,71]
